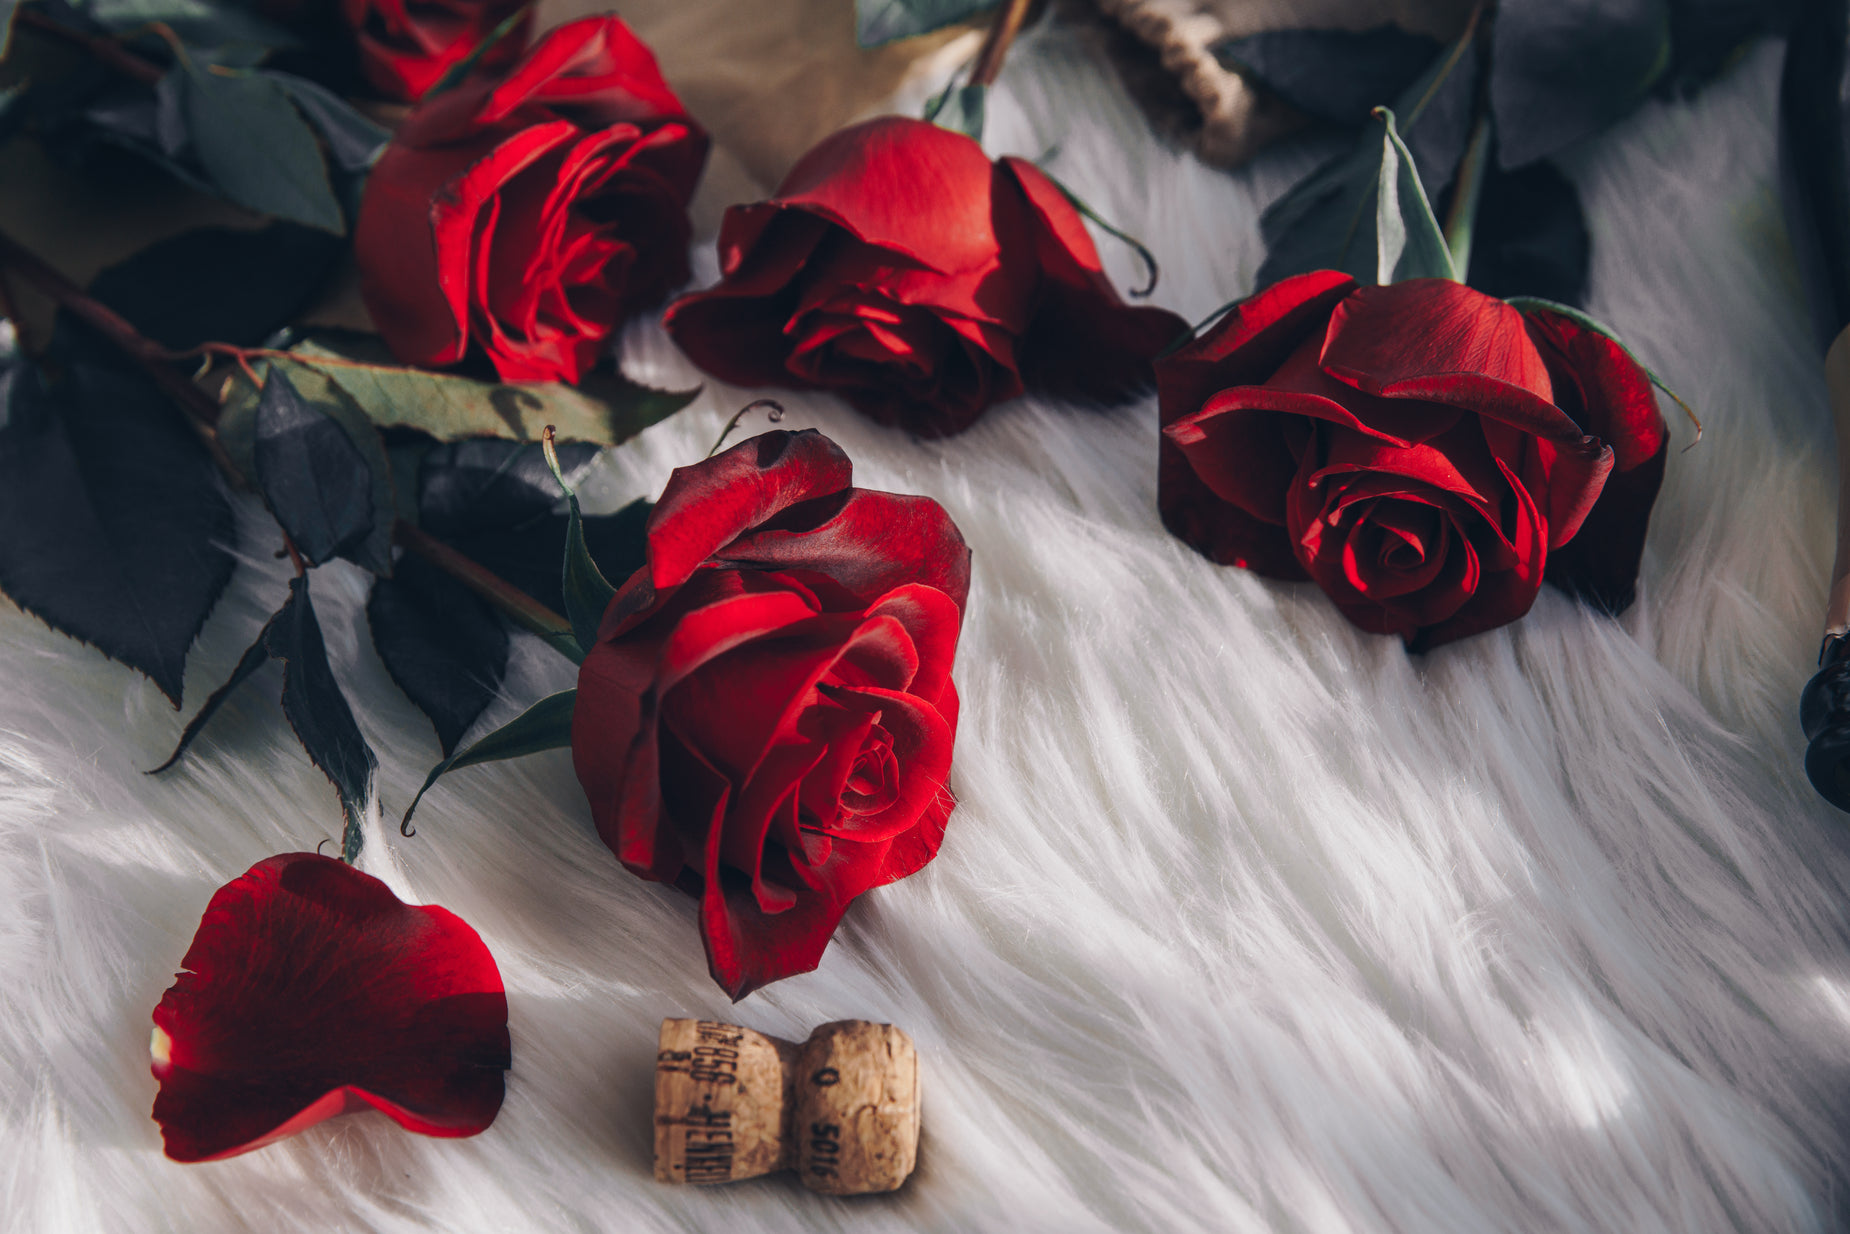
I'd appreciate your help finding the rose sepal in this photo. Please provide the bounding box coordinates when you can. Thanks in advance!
[541,426,618,654]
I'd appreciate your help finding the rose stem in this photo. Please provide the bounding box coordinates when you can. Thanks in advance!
[392,522,579,656]
[969,0,1034,89]
[14,8,166,86]
[1442,113,1491,280]
[0,224,580,655]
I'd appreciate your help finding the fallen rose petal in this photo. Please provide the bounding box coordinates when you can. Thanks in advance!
[151,853,510,1163]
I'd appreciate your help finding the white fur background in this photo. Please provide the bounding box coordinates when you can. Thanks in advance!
[5,19,1850,1234]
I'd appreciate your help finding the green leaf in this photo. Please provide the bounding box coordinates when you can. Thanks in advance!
[923,79,986,142]
[401,688,576,834]
[1372,107,1456,284]
[1490,0,1670,169]
[1256,27,1474,288]
[857,0,997,46]
[270,360,399,574]
[0,323,238,707]
[275,337,699,446]
[177,65,345,234]
[218,357,398,574]
[542,433,616,655]
[75,0,299,50]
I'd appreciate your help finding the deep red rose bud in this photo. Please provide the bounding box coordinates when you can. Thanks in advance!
[1158,275,1667,648]
[663,116,1185,438]
[572,429,969,998]
[151,853,510,1162]
[356,16,709,384]
[341,0,532,102]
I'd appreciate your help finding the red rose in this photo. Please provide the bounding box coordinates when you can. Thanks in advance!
[1158,273,1667,648]
[151,853,510,1162]
[572,429,969,999]
[663,116,1186,438]
[356,16,709,383]
[341,0,532,102]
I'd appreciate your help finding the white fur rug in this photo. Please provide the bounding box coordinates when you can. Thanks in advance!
[6,21,1850,1234]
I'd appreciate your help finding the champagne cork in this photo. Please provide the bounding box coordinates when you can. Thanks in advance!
[653,1018,920,1194]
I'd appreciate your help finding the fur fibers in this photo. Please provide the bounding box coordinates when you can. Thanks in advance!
[3,25,1849,1234]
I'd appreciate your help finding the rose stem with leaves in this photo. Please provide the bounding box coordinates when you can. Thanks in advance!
[0,224,580,661]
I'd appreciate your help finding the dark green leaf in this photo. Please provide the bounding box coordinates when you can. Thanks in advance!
[148,605,282,773]
[268,574,376,860]
[1665,0,1791,94]
[242,361,396,574]
[177,64,344,233]
[0,324,236,705]
[75,0,299,50]
[1489,0,1671,169]
[543,438,615,654]
[86,223,344,351]
[857,0,996,47]
[1444,159,1588,306]
[261,336,698,445]
[436,502,647,620]
[401,688,575,834]
[417,439,599,538]
[252,366,377,568]
[1256,32,1476,288]
[1211,25,1443,125]
[368,554,507,756]
[923,79,985,141]
[265,72,388,173]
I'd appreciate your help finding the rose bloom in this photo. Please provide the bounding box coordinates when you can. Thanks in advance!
[356,16,708,384]
[664,116,1185,438]
[1158,272,1668,648]
[572,429,968,998]
[342,0,532,102]
[151,853,510,1162]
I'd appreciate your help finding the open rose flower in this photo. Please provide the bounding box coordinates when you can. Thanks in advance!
[663,116,1186,438]
[342,0,531,102]
[357,16,709,383]
[151,853,510,1162]
[1158,272,1667,648]
[572,429,968,998]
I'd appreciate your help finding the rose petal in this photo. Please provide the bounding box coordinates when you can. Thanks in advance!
[475,15,687,129]
[1320,280,1584,442]
[723,487,973,614]
[575,571,821,878]
[1523,308,1668,611]
[762,116,1004,277]
[1156,269,1357,429]
[661,211,835,388]
[643,430,856,592]
[998,157,1189,404]
[150,854,509,1163]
